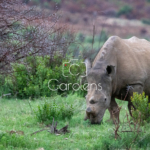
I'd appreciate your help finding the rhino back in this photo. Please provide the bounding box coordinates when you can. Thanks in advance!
[93,36,150,94]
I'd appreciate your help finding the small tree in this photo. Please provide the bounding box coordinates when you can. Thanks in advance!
[131,92,150,124]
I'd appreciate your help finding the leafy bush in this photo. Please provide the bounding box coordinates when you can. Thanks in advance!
[117,5,133,16]
[131,92,150,123]
[44,2,49,8]
[142,18,150,25]
[32,0,40,4]
[1,55,86,98]
[35,99,74,123]
[97,30,108,43]
[52,0,61,4]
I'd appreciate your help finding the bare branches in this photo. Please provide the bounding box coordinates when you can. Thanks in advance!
[31,118,69,136]
[113,108,143,144]
[113,123,120,139]
[112,106,122,139]
[0,0,74,75]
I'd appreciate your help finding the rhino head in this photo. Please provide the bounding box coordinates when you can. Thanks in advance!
[84,59,115,124]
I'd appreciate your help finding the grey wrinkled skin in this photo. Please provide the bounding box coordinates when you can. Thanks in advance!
[84,36,150,124]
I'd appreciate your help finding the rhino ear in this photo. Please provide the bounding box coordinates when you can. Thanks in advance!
[85,58,91,75]
[106,65,115,76]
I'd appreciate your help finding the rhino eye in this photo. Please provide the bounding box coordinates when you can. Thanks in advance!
[104,98,107,102]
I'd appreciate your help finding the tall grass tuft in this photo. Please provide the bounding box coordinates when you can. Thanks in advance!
[35,99,74,123]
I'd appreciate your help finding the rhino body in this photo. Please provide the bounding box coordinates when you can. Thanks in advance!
[85,36,150,124]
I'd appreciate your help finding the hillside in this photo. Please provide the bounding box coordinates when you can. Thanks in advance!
[58,11,150,38]
[26,0,150,20]
[24,0,150,38]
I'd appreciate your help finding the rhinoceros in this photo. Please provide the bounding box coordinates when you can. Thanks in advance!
[84,36,150,124]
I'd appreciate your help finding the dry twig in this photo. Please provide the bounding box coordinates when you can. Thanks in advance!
[31,118,69,136]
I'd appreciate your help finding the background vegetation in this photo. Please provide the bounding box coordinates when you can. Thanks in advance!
[0,30,108,98]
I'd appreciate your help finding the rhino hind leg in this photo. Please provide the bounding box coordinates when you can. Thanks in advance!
[128,102,135,117]
[108,98,120,124]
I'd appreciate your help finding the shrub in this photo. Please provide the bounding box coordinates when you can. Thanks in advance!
[1,55,86,98]
[44,2,50,8]
[35,99,74,123]
[131,92,150,123]
[97,30,108,43]
[52,0,61,4]
[117,5,133,16]
[142,18,150,25]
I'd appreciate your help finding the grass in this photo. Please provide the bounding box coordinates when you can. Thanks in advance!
[0,94,150,150]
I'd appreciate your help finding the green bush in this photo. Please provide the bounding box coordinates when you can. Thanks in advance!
[131,92,150,123]
[35,99,74,123]
[97,30,108,43]
[117,5,133,16]
[52,0,61,4]
[44,2,50,8]
[142,18,150,25]
[1,55,86,98]
[32,0,40,4]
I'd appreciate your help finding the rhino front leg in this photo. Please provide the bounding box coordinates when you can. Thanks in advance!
[108,98,120,124]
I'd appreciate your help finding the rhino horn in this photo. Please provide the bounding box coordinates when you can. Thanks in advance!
[85,58,91,75]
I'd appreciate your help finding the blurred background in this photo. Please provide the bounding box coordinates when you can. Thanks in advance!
[24,0,150,39]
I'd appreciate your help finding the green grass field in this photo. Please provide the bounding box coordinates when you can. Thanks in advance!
[0,94,150,150]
